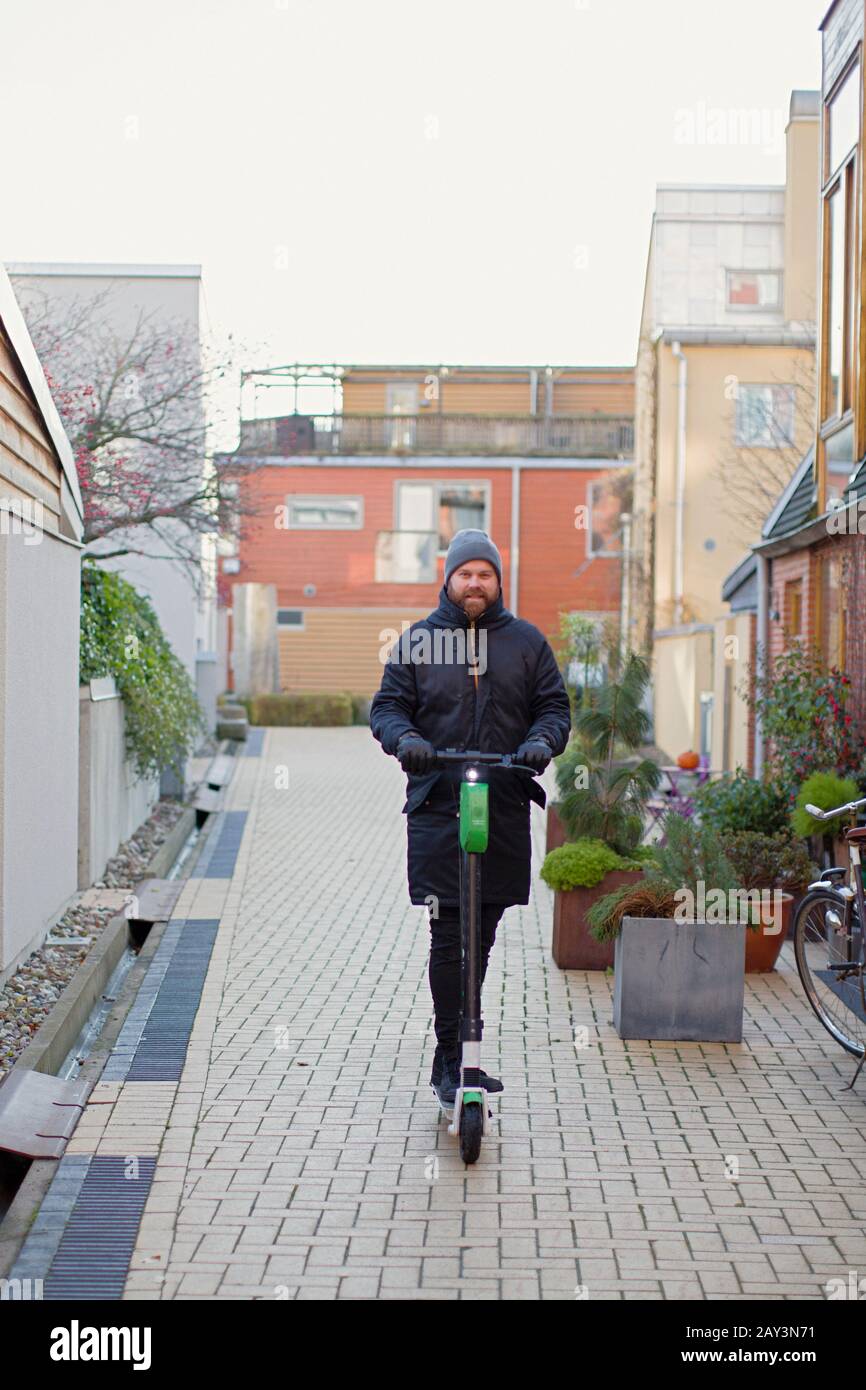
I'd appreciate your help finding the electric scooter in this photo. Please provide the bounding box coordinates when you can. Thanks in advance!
[430,748,541,1164]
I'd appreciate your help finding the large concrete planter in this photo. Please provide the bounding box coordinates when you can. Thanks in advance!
[613,917,746,1042]
[551,869,642,970]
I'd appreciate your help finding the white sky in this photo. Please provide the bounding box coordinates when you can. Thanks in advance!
[3,0,829,372]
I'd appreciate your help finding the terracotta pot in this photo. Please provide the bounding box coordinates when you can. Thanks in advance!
[744,891,793,973]
[545,802,568,855]
[551,868,643,970]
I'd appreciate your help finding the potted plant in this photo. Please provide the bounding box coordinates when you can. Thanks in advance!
[546,612,622,851]
[694,768,789,837]
[540,839,651,970]
[542,653,661,968]
[791,771,860,870]
[719,829,818,972]
[743,646,860,801]
[587,814,746,1041]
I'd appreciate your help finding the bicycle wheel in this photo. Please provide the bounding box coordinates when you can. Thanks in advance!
[793,889,866,1058]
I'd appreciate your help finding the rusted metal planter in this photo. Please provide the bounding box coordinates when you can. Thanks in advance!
[551,869,643,970]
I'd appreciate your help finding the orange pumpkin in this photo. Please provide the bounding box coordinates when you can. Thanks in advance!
[677,750,700,770]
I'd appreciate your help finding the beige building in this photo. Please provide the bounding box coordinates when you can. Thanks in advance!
[630,90,821,762]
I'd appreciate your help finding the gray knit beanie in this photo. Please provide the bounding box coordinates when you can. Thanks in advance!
[443,528,502,587]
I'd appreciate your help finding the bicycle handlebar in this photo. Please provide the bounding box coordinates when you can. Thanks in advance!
[805,796,866,821]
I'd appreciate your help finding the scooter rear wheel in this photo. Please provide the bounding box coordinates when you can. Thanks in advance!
[459,1101,483,1164]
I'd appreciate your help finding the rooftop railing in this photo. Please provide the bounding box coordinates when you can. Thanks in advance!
[236,413,634,457]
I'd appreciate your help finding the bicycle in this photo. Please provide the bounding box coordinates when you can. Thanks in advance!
[430,748,541,1164]
[792,793,866,1089]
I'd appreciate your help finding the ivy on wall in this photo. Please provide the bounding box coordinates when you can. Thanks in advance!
[80,562,206,780]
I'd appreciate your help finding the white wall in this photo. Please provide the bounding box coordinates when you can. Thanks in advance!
[0,530,80,979]
[653,187,786,330]
[78,684,159,889]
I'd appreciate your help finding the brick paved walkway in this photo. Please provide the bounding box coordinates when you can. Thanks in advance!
[70,728,866,1299]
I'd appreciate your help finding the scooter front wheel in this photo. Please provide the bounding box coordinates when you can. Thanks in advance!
[459,1101,483,1164]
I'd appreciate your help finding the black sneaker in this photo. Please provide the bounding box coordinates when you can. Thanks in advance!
[478,1069,504,1094]
[432,1047,504,1095]
[432,1052,462,1108]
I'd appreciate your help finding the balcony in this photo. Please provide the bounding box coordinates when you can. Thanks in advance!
[236,413,634,458]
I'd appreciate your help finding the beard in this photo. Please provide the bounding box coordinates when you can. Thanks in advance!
[447,581,498,613]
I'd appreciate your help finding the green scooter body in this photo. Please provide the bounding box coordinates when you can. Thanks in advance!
[459,779,489,852]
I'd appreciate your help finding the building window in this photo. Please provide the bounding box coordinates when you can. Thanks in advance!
[825,162,857,421]
[277,609,305,629]
[374,530,437,583]
[734,385,795,447]
[827,60,860,181]
[825,418,855,500]
[819,552,845,667]
[726,270,782,310]
[386,383,419,448]
[784,579,803,637]
[285,495,363,528]
[395,479,489,553]
[699,692,714,760]
[817,58,861,494]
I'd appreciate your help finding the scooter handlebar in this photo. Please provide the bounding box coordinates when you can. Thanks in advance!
[432,749,541,775]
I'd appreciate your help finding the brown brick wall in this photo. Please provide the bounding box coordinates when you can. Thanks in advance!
[231,462,623,647]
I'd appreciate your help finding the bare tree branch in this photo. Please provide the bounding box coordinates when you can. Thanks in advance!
[14,281,260,587]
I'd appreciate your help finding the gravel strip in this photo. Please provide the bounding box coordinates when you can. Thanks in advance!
[0,797,188,1081]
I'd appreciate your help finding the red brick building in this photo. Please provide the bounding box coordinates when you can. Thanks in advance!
[216,363,634,696]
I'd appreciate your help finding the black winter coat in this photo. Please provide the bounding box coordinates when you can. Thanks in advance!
[369,583,572,908]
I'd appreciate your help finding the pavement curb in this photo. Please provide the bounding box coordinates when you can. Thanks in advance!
[0,801,206,1281]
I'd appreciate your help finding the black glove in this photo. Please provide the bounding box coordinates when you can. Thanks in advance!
[396,734,436,773]
[514,738,552,772]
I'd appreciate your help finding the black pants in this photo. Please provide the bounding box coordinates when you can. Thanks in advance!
[427,903,504,1058]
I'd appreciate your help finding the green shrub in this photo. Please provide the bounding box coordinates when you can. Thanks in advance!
[695,769,788,836]
[744,645,859,795]
[350,694,372,725]
[791,772,860,837]
[247,692,354,726]
[80,564,205,779]
[647,812,738,898]
[630,844,659,865]
[539,838,641,893]
[720,828,817,891]
[554,652,661,855]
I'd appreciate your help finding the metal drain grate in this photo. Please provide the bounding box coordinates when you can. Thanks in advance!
[125,920,219,1081]
[42,1155,157,1299]
[198,810,247,878]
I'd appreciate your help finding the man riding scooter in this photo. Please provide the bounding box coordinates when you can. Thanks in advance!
[370,528,572,1107]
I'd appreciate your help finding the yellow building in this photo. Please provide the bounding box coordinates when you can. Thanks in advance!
[630,90,821,761]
